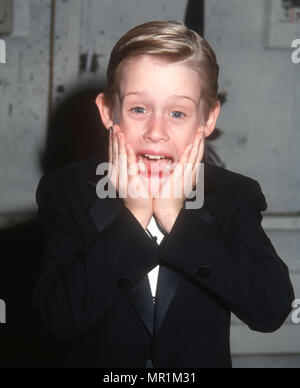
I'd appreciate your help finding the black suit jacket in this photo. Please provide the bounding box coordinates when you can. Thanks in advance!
[33,156,294,368]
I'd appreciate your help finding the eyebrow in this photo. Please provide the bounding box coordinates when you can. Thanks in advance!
[121,92,145,102]
[172,95,198,106]
[121,91,198,106]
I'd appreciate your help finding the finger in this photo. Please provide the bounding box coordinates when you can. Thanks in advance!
[193,136,205,172]
[111,125,119,190]
[179,141,199,199]
[177,147,191,196]
[108,127,117,188]
[125,141,139,176]
[159,145,192,199]
[117,130,128,198]
[108,127,113,165]
[193,136,205,185]
[180,143,194,165]
[188,130,203,168]
[179,143,194,177]
[175,143,194,193]
[126,142,149,199]
[166,160,184,200]
[196,136,205,165]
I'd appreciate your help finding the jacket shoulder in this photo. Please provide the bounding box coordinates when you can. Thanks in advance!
[36,157,100,203]
[206,163,263,196]
[205,163,267,213]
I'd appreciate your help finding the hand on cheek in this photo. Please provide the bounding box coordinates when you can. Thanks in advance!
[108,125,153,230]
[153,130,205,234]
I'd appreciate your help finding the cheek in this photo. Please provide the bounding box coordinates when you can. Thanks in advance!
[174,129,195,155]
[118,110,136,130]
[118,113,143,143]
[176,143,188,159]
[119,122,140,145]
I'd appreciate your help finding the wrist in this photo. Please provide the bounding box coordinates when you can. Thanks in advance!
[126,206,152,230]
[154,208,182,234]
[155,206,182,219]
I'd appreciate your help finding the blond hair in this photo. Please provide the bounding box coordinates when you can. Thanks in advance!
[105,21,219,121]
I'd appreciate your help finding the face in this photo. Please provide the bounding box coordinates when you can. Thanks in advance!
[98,54,219,181]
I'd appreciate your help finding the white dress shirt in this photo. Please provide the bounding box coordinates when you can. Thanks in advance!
[145,216,166,298]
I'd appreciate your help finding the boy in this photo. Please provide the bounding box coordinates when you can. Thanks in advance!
[33,21,294,368]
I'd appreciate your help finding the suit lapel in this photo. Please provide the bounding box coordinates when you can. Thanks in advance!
[154,265,183,335]
[127,275,155,336]
[89,196,123,234]
[87,169,155,337]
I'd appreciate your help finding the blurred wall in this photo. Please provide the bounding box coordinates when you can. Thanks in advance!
[0,0,51,226]
[206,0,300,214]
[205,0,300,361]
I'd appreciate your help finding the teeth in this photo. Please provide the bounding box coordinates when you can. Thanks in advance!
[143,154,167,160]
[137,154,173,174]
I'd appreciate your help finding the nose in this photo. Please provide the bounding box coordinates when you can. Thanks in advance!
[143,117,169,143]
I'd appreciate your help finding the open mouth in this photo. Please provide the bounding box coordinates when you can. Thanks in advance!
[136,153,175,177]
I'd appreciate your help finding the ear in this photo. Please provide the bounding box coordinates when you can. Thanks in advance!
[202,101,221,138]
[95,93,114,130]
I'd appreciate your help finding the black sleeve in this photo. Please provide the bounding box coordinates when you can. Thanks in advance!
[159,180,295,333]
[33,175,160,341]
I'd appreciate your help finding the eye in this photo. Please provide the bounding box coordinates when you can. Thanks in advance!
[130,107,147,114]
[170,111,185,119]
